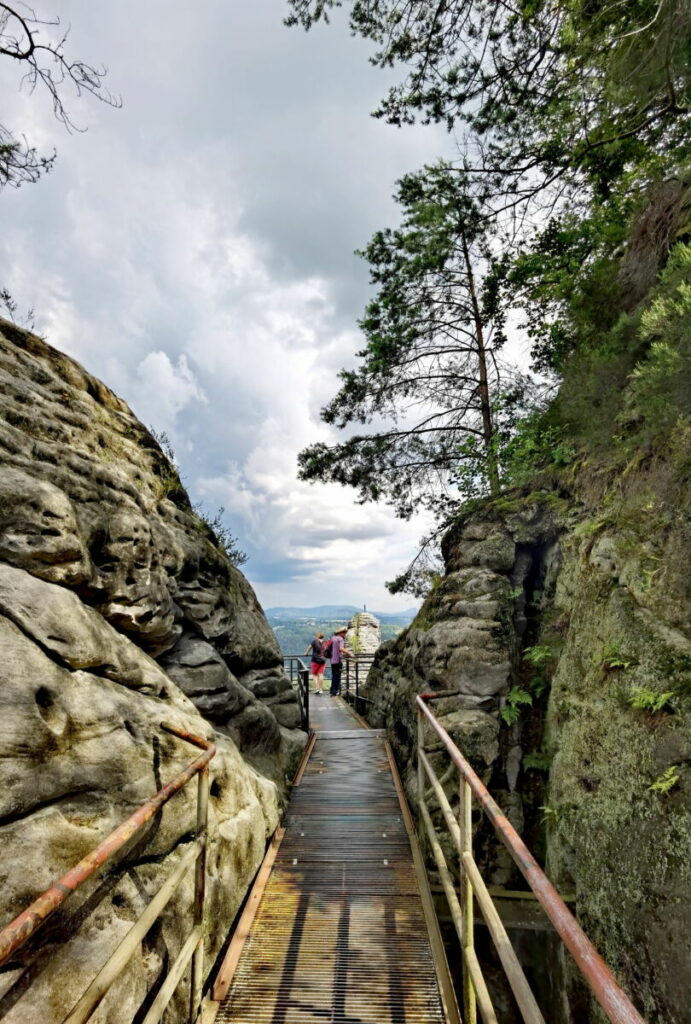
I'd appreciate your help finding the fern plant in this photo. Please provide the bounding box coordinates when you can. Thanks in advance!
[627,688,676,714]
[523,645,553,667]
[649,765,680,795]
[600,641,636,671]
[500,686,533,725]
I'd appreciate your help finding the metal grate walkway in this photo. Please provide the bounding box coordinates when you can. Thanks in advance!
[215,702,456,1024]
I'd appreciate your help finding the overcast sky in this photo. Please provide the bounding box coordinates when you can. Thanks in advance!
[0,0,451,610]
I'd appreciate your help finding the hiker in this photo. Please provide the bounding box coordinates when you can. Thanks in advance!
[328,627,352,697]
[304,632,327,695]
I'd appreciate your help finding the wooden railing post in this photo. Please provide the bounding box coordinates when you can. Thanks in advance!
[417,706,425,812]
[190,765,209,1022]
[460,776,477,1024]
[416,694,648,1024]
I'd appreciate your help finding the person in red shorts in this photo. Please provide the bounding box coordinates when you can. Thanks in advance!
[304,632,327,694]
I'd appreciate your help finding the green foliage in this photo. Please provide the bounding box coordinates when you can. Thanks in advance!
[523,645,554,668]
[627,688,676,714]
[539,803,561,825]
[298,164,516,524]
[639,243,691,339]
[192,504,248,567]
[288,0,691,599]
[649,765,681,795]
[149,428,186,500]
[500,685,533,725]
[510,207,630,372]
[524,752,552,772]
[600,642,637,671]
[622,243,691,435]
[286,0,690,214]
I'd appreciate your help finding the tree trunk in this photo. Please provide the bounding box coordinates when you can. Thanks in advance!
[461,230,500,495]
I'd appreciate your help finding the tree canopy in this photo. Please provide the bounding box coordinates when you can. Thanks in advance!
[287,0,690,214]
[288,0,690,594]
[0,3,120,189]
[298,164,516,521]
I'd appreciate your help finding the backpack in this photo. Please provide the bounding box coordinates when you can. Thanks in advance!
[322,638,333,659]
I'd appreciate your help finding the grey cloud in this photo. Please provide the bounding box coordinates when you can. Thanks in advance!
[288,522,391,545]
[0,0,444,607]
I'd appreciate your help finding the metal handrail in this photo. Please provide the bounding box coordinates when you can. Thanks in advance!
[343,653,376,712]
[0,722,215,1024]
[416,693,647,1024]
[283,655,310,732]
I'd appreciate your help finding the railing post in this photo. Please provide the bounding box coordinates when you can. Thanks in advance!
[416,705,425,813]
[304,668,309,732]
[296,662,309,732]
[190,766,209,1022]
[355,658,360,713]
[461,776,477,1024]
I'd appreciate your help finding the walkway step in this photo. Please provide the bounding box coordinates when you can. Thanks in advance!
[215,723,457,1024]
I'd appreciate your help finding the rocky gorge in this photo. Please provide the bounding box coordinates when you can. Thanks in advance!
[0,319,306,1022]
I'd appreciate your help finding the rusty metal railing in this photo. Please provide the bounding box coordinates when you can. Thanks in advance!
[343,653,376,714]
[416,693,647,1024]
[0,722,215,1024]
[283,655,310,731]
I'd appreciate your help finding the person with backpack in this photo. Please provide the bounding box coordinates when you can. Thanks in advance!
[328,627,352,697]
[304,632,328,694]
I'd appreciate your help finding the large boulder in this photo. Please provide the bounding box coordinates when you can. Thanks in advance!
[0,319,306,1023]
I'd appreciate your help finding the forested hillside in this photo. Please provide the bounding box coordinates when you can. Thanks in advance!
[267,606,416,654]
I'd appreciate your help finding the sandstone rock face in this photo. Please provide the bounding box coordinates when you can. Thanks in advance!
[543,510,691,1024]
[0,319,305,1022]
[345,611,381,684]
[363,484,691,1023]
[345,611,381,655]
[361,505,555,802]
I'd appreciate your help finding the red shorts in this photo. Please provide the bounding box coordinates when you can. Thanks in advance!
[311,661,326,675]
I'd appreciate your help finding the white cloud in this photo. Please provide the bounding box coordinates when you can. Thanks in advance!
[0,0,446,610]
[129,351,207,437]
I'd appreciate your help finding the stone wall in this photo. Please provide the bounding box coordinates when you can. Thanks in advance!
[0,320,306,1022]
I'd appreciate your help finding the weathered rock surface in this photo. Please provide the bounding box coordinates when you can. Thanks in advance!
[345,611,381,684]
[345,611,381,656]
[0,319,306,1022]
[360,507,554,800]
[362,481,691,1023]
[543,496,691,1024]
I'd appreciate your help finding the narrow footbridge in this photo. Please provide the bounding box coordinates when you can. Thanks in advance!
[210,695,457,1024]
[0,678,647,1024]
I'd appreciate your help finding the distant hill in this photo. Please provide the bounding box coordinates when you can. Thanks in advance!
[265,605,419,656]
[265,604,419,624]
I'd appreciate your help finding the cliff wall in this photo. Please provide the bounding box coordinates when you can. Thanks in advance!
[363,478,691,1022]
[0,320,305,1022]
[361,228,691,1021]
